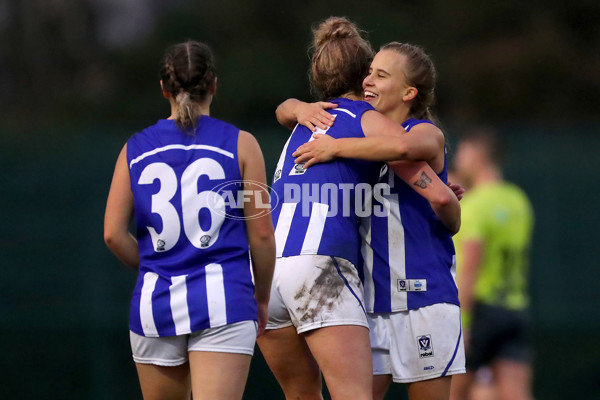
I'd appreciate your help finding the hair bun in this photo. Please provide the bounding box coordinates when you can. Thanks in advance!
[313,17,359,48]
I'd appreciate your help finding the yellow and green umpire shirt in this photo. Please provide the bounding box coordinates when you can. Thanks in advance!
[454,182,534,311]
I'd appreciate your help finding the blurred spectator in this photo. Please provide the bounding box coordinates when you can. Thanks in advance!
[450,128,534,400]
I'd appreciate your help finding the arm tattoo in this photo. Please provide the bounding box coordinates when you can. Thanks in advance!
[413,171,433,189]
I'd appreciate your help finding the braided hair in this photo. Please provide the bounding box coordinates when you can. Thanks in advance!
[160,41,216,133]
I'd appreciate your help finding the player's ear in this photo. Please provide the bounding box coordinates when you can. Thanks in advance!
[403,86,417,102]
[160,80,170,99]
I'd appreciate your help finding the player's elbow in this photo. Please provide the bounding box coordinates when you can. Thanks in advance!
[392,140,410,160]
[274,104,284,122]
[447,218,461,236]
[248,224,275,250]
[431,197,461,235]
[104,226,125,250]
[431,191,453,207]
[104,229,118,249]
[253,231,276,251]
[275,105,295,130]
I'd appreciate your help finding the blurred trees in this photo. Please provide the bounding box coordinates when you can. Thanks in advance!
[1,0,599,130]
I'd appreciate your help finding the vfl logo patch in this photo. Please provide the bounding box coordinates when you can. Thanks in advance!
[156,239,166,252]
[396,279,427,292]
[398,279,407,291]
[417,335,434,358]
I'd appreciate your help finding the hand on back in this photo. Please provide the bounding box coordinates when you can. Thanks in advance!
[296,101,337,132]
[292,133,336,168]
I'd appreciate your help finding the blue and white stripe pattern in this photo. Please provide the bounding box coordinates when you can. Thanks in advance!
[361,119,459,313]
[270,98,381,268]
[127,117,257,337]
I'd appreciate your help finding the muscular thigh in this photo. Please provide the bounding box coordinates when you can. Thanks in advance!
[188,320,256,356]
[257,326,322,399]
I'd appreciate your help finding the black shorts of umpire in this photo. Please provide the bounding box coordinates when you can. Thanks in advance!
[465,302,533,371]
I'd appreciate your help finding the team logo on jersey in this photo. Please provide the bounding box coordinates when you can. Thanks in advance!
[289,162,307,176]
[413,280,425,291]
[200,235,211,248]
[397,279,428,292]
[273,169,282,183]
[156,239,166,252]
[417,335,434,358]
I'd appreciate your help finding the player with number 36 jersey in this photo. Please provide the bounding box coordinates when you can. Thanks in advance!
[126,116,257,337]
[104,40,274,400]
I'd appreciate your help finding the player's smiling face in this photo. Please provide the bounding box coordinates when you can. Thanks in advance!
[363,50,415,118]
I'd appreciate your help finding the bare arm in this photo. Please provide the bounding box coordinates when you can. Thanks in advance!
[104,144,139,269]
[238,130,276,337]
[389,161,461,235]
[361,111,444,164]
[457,240,483,333]
[293,110,445,169]
[275,98,337,131]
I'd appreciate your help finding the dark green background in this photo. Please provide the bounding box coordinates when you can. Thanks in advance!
[2,125,598,399]
[2,1,599,398]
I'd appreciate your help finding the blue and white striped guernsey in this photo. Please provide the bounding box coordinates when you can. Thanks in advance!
[360,118,459,313]
[270,98,381,268]
[126,117,256,337]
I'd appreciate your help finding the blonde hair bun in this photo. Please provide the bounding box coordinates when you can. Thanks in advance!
[313,17,360,48]
[309,16,373,100]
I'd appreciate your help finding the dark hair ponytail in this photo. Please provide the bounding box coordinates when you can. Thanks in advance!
[160,41,216,133]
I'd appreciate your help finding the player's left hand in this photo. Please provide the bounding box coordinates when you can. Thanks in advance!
[448,182,465,200]
[256,300,269,337]
[296,101,337,132]
[292,133,336,168]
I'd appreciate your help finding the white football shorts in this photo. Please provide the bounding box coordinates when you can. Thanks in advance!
[130,320,257,366]
[369,303,465,383]
[266,254,368,334]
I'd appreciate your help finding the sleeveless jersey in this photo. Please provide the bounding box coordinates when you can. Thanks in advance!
[126,117,256,337]
[361,119,459,313]
[454,182,533,310]
[270,98,381,268]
